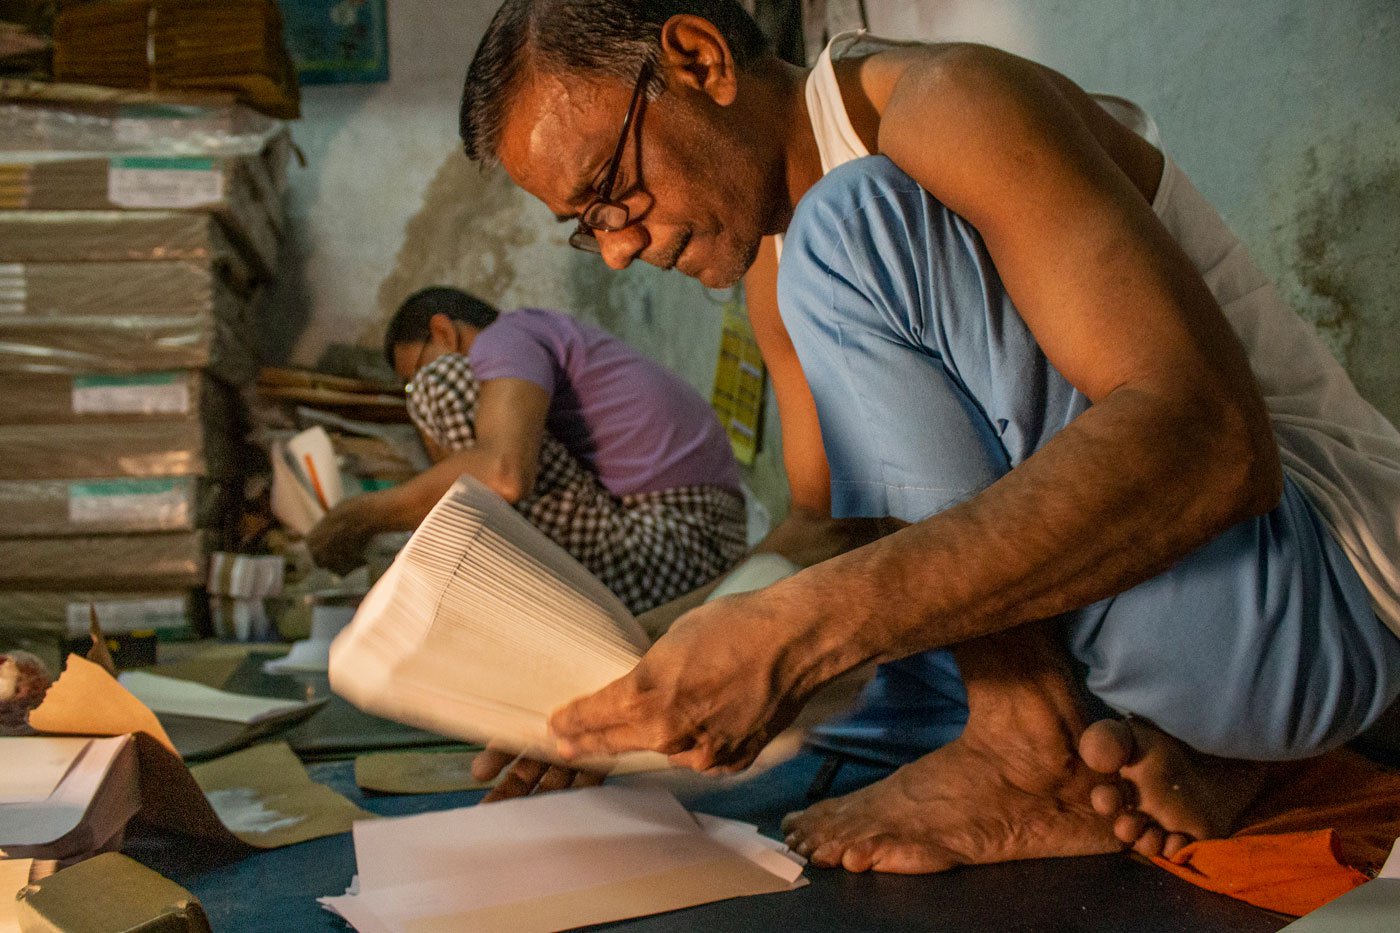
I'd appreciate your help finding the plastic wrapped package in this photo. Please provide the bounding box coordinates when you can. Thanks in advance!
[52,0,301,120]
[0,370,205,424]
[0,150,283,274]
[0,420,205,480]
[0,476,202,537]
[0,99,285,161]
[0,275,258,383]
[0,530,208,589]
[0,588,197,635]
[1,259,217,317]
[0,210,252,288]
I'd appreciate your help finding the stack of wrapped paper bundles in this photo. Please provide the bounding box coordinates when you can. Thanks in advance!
[52,0,299,118]
[0,97,289,648]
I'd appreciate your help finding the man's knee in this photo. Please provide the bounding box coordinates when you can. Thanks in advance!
[776,156,929,325]
[1072,480,1400,761]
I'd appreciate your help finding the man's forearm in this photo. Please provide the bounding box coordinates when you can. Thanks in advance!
[766,387,1281,692]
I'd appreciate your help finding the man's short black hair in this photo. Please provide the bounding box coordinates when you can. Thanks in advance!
[460,0,771,164]
[383,287,500,367]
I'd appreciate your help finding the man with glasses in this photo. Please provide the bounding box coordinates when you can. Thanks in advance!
[307,286,746,617]
[457,0,1400,877]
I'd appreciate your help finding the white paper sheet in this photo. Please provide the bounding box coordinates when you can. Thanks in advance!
[319,785,805,933]
[0,738,90,804]
[270,438,325,536]
[116,671,312,724]
[286,426,344,510]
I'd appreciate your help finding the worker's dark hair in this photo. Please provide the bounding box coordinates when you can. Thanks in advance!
[460,0,771,164]
[383,287,500,366]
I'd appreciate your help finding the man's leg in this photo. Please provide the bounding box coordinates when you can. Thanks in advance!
[1075,474,1400,856]
[772,156,1400,870]
[775,157,1119,869]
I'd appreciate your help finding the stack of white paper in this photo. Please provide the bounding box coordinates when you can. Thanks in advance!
[329,477,659,769]
[319,785,806,933]
[0,735,140,862]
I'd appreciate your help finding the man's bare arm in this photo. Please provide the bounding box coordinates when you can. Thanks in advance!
[774,44,1281,678]
[307,378,552,572]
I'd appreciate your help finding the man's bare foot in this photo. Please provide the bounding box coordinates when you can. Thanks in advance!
[1079,718,1282,860]
[781,722,1120,873]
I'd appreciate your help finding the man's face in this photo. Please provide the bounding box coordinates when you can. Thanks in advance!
[392,339,444,383]
[496,68,775,289]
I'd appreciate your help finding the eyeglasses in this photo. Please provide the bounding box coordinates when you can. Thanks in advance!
[568,60,653,254]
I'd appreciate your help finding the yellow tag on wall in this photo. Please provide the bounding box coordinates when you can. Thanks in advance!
[711,299,766,466]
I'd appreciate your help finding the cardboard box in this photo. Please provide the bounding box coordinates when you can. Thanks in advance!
[0,420,255,482]
[0,371,204,425]
[0,273,257,383]
[0,153,282,276]
[0,210,249,284]
[0,532,208,590]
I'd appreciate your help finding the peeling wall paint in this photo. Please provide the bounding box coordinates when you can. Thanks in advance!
[1278,146,1400,413]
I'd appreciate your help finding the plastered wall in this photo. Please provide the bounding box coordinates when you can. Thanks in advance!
[272,0,1400,525]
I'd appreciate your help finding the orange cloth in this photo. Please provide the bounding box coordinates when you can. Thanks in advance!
[1150,749,1400,916]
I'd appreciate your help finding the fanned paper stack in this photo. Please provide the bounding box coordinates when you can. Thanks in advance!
[52,0,299,118]
[330,477,667,772]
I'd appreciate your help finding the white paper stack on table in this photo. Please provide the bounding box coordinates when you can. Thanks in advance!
[0,735,140,865]
[329,476,665,772]
[116,670,325,760]
[320,785,806,933]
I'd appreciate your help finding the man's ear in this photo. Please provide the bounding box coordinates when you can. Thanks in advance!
[428,313,460,350]
[658,14,738,106]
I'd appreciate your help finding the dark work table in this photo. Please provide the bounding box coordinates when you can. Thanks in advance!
[124,742,1290,933]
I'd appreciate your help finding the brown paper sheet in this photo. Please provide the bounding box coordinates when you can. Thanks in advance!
[26,655,370,850]
[14,852,213,933]
[1,857,34,930]
[28,655,176,754]
[189,743,372,848]
[353,751,493,796]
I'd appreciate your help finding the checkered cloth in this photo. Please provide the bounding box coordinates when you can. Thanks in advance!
[408,353,746,614]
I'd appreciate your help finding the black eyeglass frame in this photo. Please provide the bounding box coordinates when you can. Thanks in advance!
[568,60,654,253]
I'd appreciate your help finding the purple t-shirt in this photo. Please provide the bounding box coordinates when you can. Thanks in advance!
[468,308,741,498]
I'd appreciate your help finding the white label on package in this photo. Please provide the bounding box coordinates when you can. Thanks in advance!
[108,156,225,208]
[0,263,23,315]
[71,372,191,415]
[68,478,191,527]
[66,597,187,636]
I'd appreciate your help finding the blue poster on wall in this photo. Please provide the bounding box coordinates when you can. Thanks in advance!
[280,0,390,85]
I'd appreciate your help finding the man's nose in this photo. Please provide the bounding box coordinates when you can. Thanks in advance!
[598,223,649,271]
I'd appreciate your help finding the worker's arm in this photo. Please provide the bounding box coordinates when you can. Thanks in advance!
[307,377,551,574]
[549,45,1281,771]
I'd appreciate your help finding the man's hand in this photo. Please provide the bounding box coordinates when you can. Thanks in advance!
[549,587,832,773]
[306,497,382,575]
[471,743,607,802]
